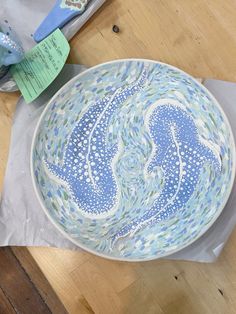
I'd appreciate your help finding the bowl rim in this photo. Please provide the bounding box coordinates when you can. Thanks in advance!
[30,58,236,262]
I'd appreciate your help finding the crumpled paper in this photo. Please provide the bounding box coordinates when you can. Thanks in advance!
[0,64,236,262]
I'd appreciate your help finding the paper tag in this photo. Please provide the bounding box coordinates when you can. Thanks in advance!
[10,29,70,103]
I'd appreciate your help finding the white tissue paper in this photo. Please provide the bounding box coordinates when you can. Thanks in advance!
[1,63,236,262]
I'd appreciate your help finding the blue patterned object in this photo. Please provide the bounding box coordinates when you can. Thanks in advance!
[33,0,90,42]
[44,69,147,218]
[111,101,222,246]
[0,23,24,67]
[31,59,235,261]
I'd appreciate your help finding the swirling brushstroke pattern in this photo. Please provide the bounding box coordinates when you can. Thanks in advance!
[44,68,147,218]
[111,99,221,245]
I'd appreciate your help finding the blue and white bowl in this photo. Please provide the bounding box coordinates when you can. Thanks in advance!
[31,59,235,261]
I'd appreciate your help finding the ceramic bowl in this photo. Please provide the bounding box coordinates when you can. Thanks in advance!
[31,59,235,261]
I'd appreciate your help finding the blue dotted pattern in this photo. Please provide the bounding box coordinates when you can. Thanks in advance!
[111,104,221,245]
[45,69,147,217]
[32,60,234,260]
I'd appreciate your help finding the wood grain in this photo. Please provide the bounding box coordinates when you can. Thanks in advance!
[28,247,93,314]
[0,247,51,313]
[68,0,236,81]
[1,0,236,313]
[12,247,67,314]
[29,229,236,314]
[0,92,19,190]
[0,287,15,314]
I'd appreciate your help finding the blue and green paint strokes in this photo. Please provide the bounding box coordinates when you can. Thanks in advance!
[33,60,233,259]
[44,69,147,218]
[110,100,221,246]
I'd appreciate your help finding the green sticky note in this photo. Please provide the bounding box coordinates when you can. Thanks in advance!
[10,29,70,103]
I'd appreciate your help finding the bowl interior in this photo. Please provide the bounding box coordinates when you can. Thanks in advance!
[31,59,235,261]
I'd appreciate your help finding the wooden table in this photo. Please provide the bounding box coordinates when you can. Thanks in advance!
[1,1,236,313]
